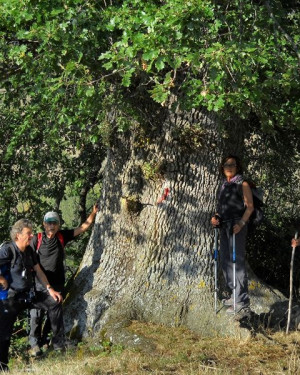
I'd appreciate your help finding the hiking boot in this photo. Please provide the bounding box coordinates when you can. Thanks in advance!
[43,343,49,350]
[222,297,233,306]
[41,343,50,352]
[65,339,77,350]
[29,345,42,357]
[53,346,66,355]
[226,302,250,314]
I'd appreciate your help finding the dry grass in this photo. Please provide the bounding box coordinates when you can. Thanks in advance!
[8,321,300,375]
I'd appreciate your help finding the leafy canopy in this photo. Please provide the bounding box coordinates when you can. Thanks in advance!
[0,0,299,235]
[0,0,110,234]
[99,0,300,130]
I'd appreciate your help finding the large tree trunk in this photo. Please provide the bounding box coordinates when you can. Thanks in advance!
[64,104,285,340]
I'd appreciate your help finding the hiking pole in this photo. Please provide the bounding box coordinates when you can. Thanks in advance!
[286,231,298,334]
[26,309,30,335]
[232,232,236,314]
[214,227,219,314]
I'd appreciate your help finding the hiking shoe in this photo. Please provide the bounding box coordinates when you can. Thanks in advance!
[222,297,233,306]
[41,343,50,351]
[53,347,66,355]
[226,302,250,314]
[52,340,76,354]
[65,339,77,350]
[29,345,42,357]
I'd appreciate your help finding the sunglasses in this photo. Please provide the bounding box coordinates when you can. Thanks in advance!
[223,163,237,168]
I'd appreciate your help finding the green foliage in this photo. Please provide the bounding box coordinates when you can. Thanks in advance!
[9,312,30,366]
[0,0,109,236]
[141,161,161,181]
[100,0,299,129]
[1,1,299,238]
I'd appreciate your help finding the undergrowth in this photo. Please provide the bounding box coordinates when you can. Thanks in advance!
[8,321,300,375]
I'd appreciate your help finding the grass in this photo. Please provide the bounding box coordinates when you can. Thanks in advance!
[8,320,300,375]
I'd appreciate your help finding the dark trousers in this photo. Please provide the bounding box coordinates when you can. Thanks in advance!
[0,340,9,372]
[0,290,64,369]
[29,308,51,348]
[29,285,64,348]
[219,221,249,305]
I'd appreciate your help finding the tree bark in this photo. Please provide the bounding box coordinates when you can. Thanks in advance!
[64,104,285,340]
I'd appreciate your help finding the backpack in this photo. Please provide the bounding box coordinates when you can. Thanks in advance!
[0,243,17,288]
[240,180,264,229]
[36,232,65,252]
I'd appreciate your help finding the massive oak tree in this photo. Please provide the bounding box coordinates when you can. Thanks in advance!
[0,0,299,337]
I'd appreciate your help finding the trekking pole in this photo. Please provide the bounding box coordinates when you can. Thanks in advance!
[214,227,219,314]
[232,232,236,314]
[26,309,30,335]
[286,231,298,334]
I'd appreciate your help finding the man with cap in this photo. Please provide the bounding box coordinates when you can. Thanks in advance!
[28,205,98,356]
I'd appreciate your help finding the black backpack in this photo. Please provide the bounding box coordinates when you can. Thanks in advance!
[0,243,17,286]
[238,180,264,229]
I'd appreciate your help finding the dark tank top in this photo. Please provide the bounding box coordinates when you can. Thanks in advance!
[217,182,245,221]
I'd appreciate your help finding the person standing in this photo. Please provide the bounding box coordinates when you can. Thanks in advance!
[28,205,98,355]
[0,219,63,372]
[211,155,254,314]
